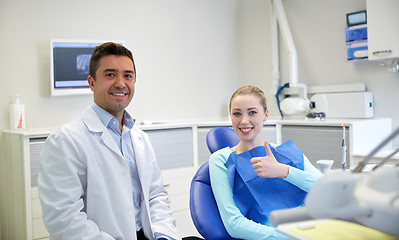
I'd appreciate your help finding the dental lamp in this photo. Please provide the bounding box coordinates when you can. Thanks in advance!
[272,0,312,117]
[279,94,312,116]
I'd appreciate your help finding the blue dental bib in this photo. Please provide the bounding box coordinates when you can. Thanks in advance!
[224,140,307,224]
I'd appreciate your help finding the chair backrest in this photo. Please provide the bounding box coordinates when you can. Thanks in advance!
[189,127,240,240]
[206,126,240,154]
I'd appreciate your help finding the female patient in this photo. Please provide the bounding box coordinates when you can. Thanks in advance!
[209,85,323,239]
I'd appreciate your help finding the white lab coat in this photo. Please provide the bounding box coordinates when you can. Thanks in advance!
[38,107,180,240]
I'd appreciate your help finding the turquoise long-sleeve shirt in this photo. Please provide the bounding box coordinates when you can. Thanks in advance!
[209,145,323,240]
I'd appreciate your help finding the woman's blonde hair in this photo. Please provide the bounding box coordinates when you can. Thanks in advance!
[229,85,267,112]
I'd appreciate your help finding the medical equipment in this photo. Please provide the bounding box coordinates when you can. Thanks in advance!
[346,11,367,27]
[347,40,369,61]
[345,24,367,43]
[345,24,368,61]
[269,127,399,237]
[310,91,374,118]
[380,60,399,73]
[271,0,311,117]
[276,83,313,117]
[308,82,366,94]
[279,96,312,116]
[316,160,334,174]
[341,124,347,169]
[306,112,325,120]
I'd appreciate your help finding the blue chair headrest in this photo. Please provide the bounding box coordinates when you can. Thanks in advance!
[206,127,240,154]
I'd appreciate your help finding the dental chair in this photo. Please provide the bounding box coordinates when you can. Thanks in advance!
[189,127,240,240]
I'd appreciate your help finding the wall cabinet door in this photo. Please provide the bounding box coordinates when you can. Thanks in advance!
[145,127,194,169]
[281,125,350,170]
[161,167,200,238]
[367,0,399,60]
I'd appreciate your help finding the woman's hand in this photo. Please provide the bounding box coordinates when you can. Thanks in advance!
[250,140,289,179]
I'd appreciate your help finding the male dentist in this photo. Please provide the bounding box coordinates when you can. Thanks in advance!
[39,42,180,240]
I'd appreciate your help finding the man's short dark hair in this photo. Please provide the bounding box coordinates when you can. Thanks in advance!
[89,42,135,79]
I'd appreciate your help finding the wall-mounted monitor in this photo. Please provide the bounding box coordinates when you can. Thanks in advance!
[50,39,124,96]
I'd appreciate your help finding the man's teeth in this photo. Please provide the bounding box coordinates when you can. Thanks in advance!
[112,93,126,96]
[241,128,252,132]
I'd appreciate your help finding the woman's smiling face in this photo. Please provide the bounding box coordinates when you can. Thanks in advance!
[230,94,268,146]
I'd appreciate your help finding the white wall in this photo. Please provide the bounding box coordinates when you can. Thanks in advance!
[239,0,399,145]
[0,0,242,133]
[2,0,397,138]
[0,3,243,235]
[0,2,243,237]
[284,0,399,145]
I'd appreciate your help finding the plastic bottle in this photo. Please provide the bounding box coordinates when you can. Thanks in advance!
[9,94,25,130]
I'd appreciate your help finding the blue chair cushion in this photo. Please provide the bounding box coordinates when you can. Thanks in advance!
[189,162,237,240]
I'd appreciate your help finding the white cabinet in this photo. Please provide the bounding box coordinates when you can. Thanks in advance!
[145,127,194,169]
[161,167,200,238]
[280,125,351,169]
[0,127,200,240]
[277,118,393,170]
[367,0,399,60]
[31,188,49,240]
[1,130,49,240]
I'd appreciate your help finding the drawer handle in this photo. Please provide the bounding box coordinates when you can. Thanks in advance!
[372,50,392,57]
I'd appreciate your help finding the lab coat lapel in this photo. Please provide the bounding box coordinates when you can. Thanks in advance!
[130,129,153,229]
[81,107,123,158]
[130,131,148,189]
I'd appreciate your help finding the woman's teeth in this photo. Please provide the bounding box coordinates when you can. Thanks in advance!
[241,128,252,132]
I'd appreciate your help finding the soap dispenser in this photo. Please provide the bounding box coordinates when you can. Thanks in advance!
[10,93,25,130]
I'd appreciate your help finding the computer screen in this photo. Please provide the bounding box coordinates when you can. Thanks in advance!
[50,39,123,96]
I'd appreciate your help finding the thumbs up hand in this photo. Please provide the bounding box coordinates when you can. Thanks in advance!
[250,140,289,179]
